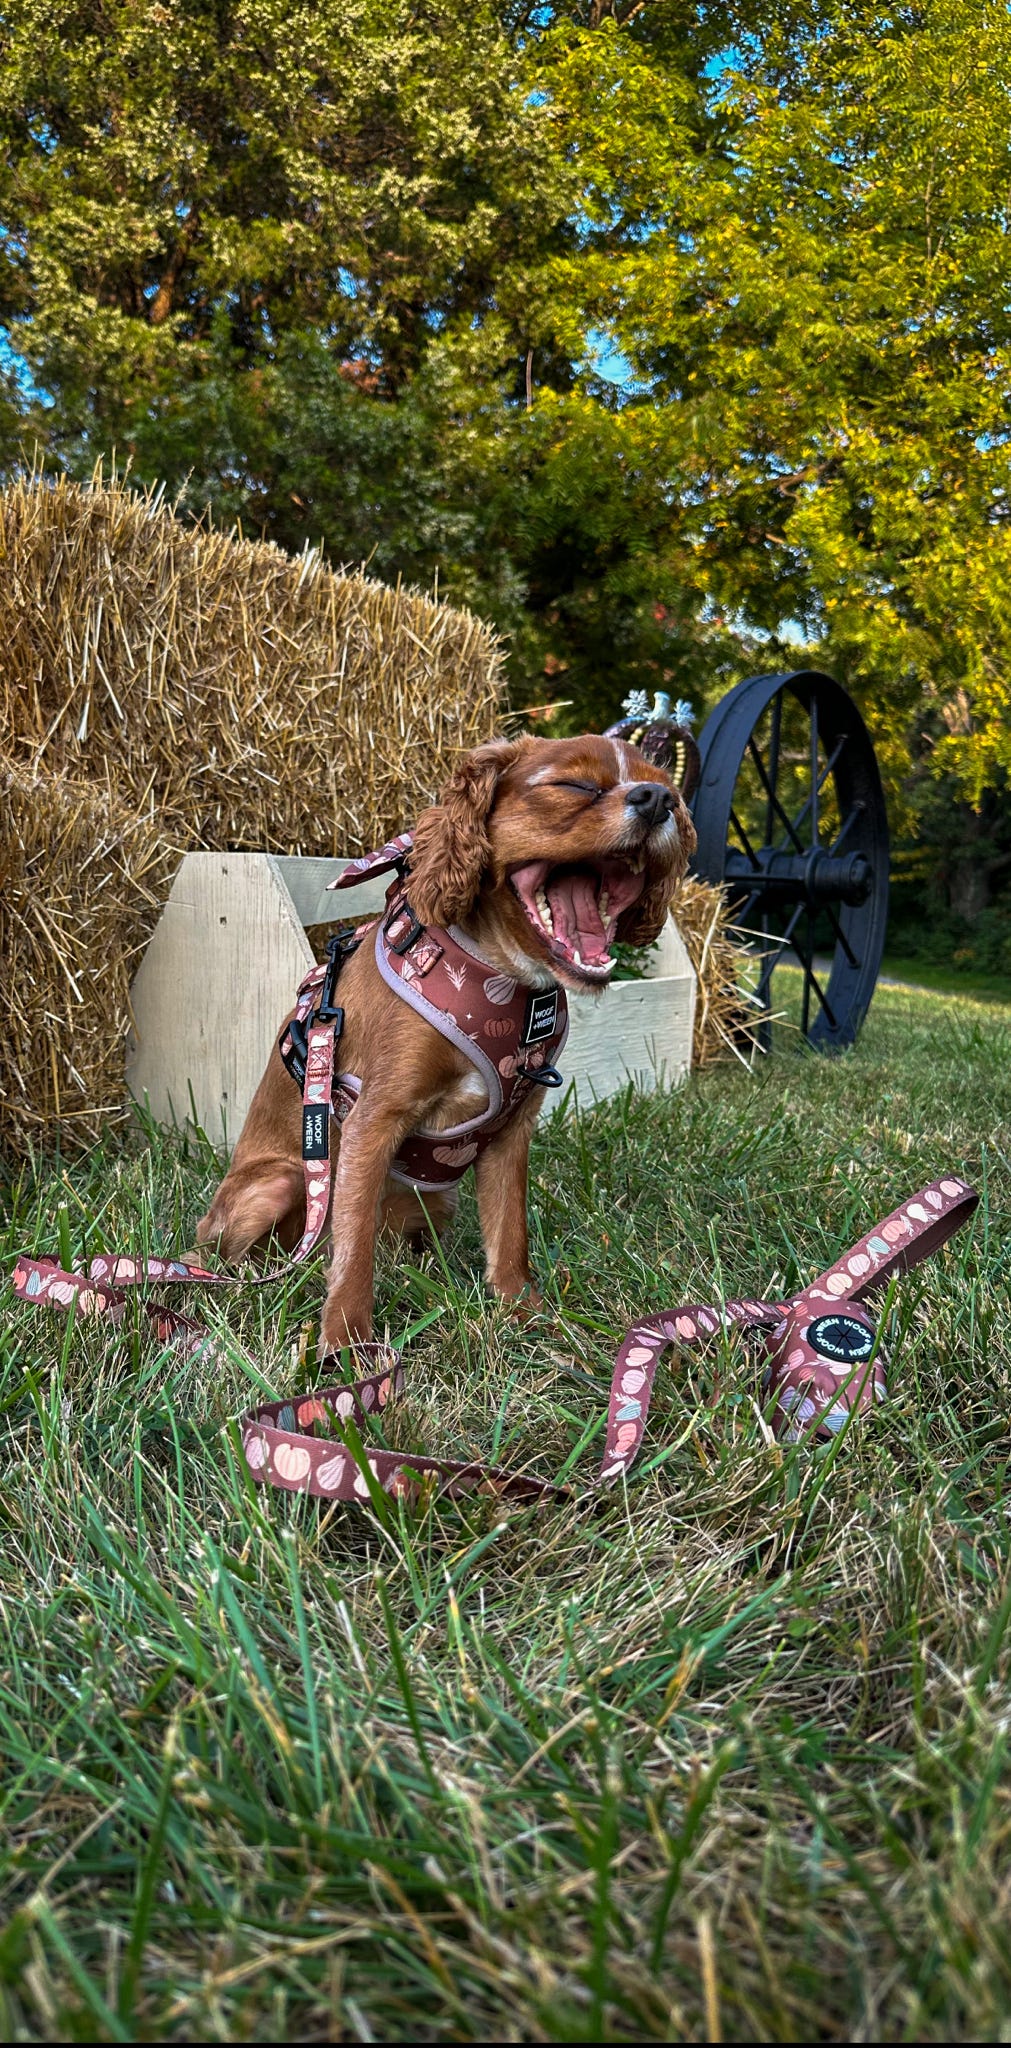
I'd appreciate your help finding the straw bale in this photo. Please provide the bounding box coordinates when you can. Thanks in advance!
[0,468,504,1158]
[0,468,757,1156]
[0,467,503,855]
[671,878,768,1067]
[0,764,173,1157]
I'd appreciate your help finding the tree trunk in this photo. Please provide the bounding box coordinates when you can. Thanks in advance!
[947,807,990,923]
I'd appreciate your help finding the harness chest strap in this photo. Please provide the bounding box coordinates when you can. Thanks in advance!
[9,1176,978,1508]
[281,878,569,1194]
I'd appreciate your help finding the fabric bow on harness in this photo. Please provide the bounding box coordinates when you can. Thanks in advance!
[11,1175,978,1509]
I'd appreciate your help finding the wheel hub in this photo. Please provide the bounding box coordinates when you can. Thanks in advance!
[724,847,874,911]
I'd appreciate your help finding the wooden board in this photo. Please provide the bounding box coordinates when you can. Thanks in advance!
[563,971,694,1106]
[271,855,388,929]
[127,854,313,1147]
[127,854,695,1148]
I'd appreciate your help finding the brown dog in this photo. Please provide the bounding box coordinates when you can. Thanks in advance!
[196,732,696,1350]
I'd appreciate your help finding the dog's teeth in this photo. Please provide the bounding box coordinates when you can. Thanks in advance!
[598,887,609,920]
[573,947,583,967]
[535,887,554,934]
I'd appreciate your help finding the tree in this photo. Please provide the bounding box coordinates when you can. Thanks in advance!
[3,0,1010,952]
[514,0,1011,935]
[592,0,1011,815]
[0,0,572,435]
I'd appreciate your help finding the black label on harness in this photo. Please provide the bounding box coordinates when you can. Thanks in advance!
[522,989,559,1046]
[302,1105,330,1163]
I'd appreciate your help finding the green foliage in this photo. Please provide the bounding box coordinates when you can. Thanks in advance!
[2,0,1011,935]
[677,0,1011,815]
[0,0,756,712]
[0,0,570,393]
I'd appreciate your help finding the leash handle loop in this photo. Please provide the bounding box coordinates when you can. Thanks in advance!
[597,1174,978,1476]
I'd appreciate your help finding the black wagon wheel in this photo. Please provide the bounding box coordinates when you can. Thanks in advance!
[690,670,889,1051]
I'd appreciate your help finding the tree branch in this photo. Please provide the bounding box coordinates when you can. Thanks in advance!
[149,211,198,327]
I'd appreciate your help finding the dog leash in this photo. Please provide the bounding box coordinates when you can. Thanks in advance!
[8,946,352,1355]
[9,1177,977,1507]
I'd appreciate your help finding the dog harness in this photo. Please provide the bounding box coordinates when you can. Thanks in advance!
[278,832,569,1196]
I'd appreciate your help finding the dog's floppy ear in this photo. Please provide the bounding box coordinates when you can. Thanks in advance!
[408,737,524,927]
[616,801,697,948]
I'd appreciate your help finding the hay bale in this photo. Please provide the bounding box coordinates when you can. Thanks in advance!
[0,468,503,856]
[0,765,172,1155]
[0,468,504,1159]
[672,878,768,1067]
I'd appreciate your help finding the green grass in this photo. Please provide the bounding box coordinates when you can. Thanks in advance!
[2,979,1010,2042]
[881,954,1011,1006]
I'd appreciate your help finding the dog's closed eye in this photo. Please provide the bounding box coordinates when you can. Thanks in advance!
[554,779,604,799]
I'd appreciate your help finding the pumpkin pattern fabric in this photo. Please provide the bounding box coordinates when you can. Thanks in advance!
[318,879,569,1193]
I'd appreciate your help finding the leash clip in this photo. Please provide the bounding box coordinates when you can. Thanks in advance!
[315,931,355,1023]
[519,1063,565,1088]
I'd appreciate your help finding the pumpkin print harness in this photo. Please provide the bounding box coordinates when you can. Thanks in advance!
[278,832,569,1197]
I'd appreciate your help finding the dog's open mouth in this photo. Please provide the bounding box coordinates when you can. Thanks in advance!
[508,856,646,981]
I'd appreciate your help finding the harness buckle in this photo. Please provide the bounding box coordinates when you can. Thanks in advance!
[283,1014,309,1084]
[385,901,426,956]
[316,934,347,1022]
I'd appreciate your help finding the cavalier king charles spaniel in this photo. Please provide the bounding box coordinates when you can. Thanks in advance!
[197,732,695,1351]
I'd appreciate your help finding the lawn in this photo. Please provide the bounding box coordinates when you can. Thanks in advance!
[1,980,1010,2042]
[881,956,1011,1007]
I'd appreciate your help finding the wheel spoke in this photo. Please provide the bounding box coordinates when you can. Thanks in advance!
[779,735,847,851]
[802,957,838,1032]
[828,801,864,857]
[754,901,806,994]
[753,913,839,1037]
[747,737,806,855]
[733,886,764,925]
[729,806,762,868]
[758,909,772,1051]
[823,900,860,970]
[766,691,782,846]
[810,697,819,849]
[789,915,839,1031]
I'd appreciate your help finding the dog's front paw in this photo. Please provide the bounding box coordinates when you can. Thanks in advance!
[492,1276,543,1322]
[320,1301,374,1356]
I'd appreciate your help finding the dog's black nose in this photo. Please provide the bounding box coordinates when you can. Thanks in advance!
[625,781,674,829]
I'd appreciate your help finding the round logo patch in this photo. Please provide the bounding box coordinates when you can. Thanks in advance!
[806,1314,876,1365]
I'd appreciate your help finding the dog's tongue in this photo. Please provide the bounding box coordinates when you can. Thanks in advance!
[548,870,610,965]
